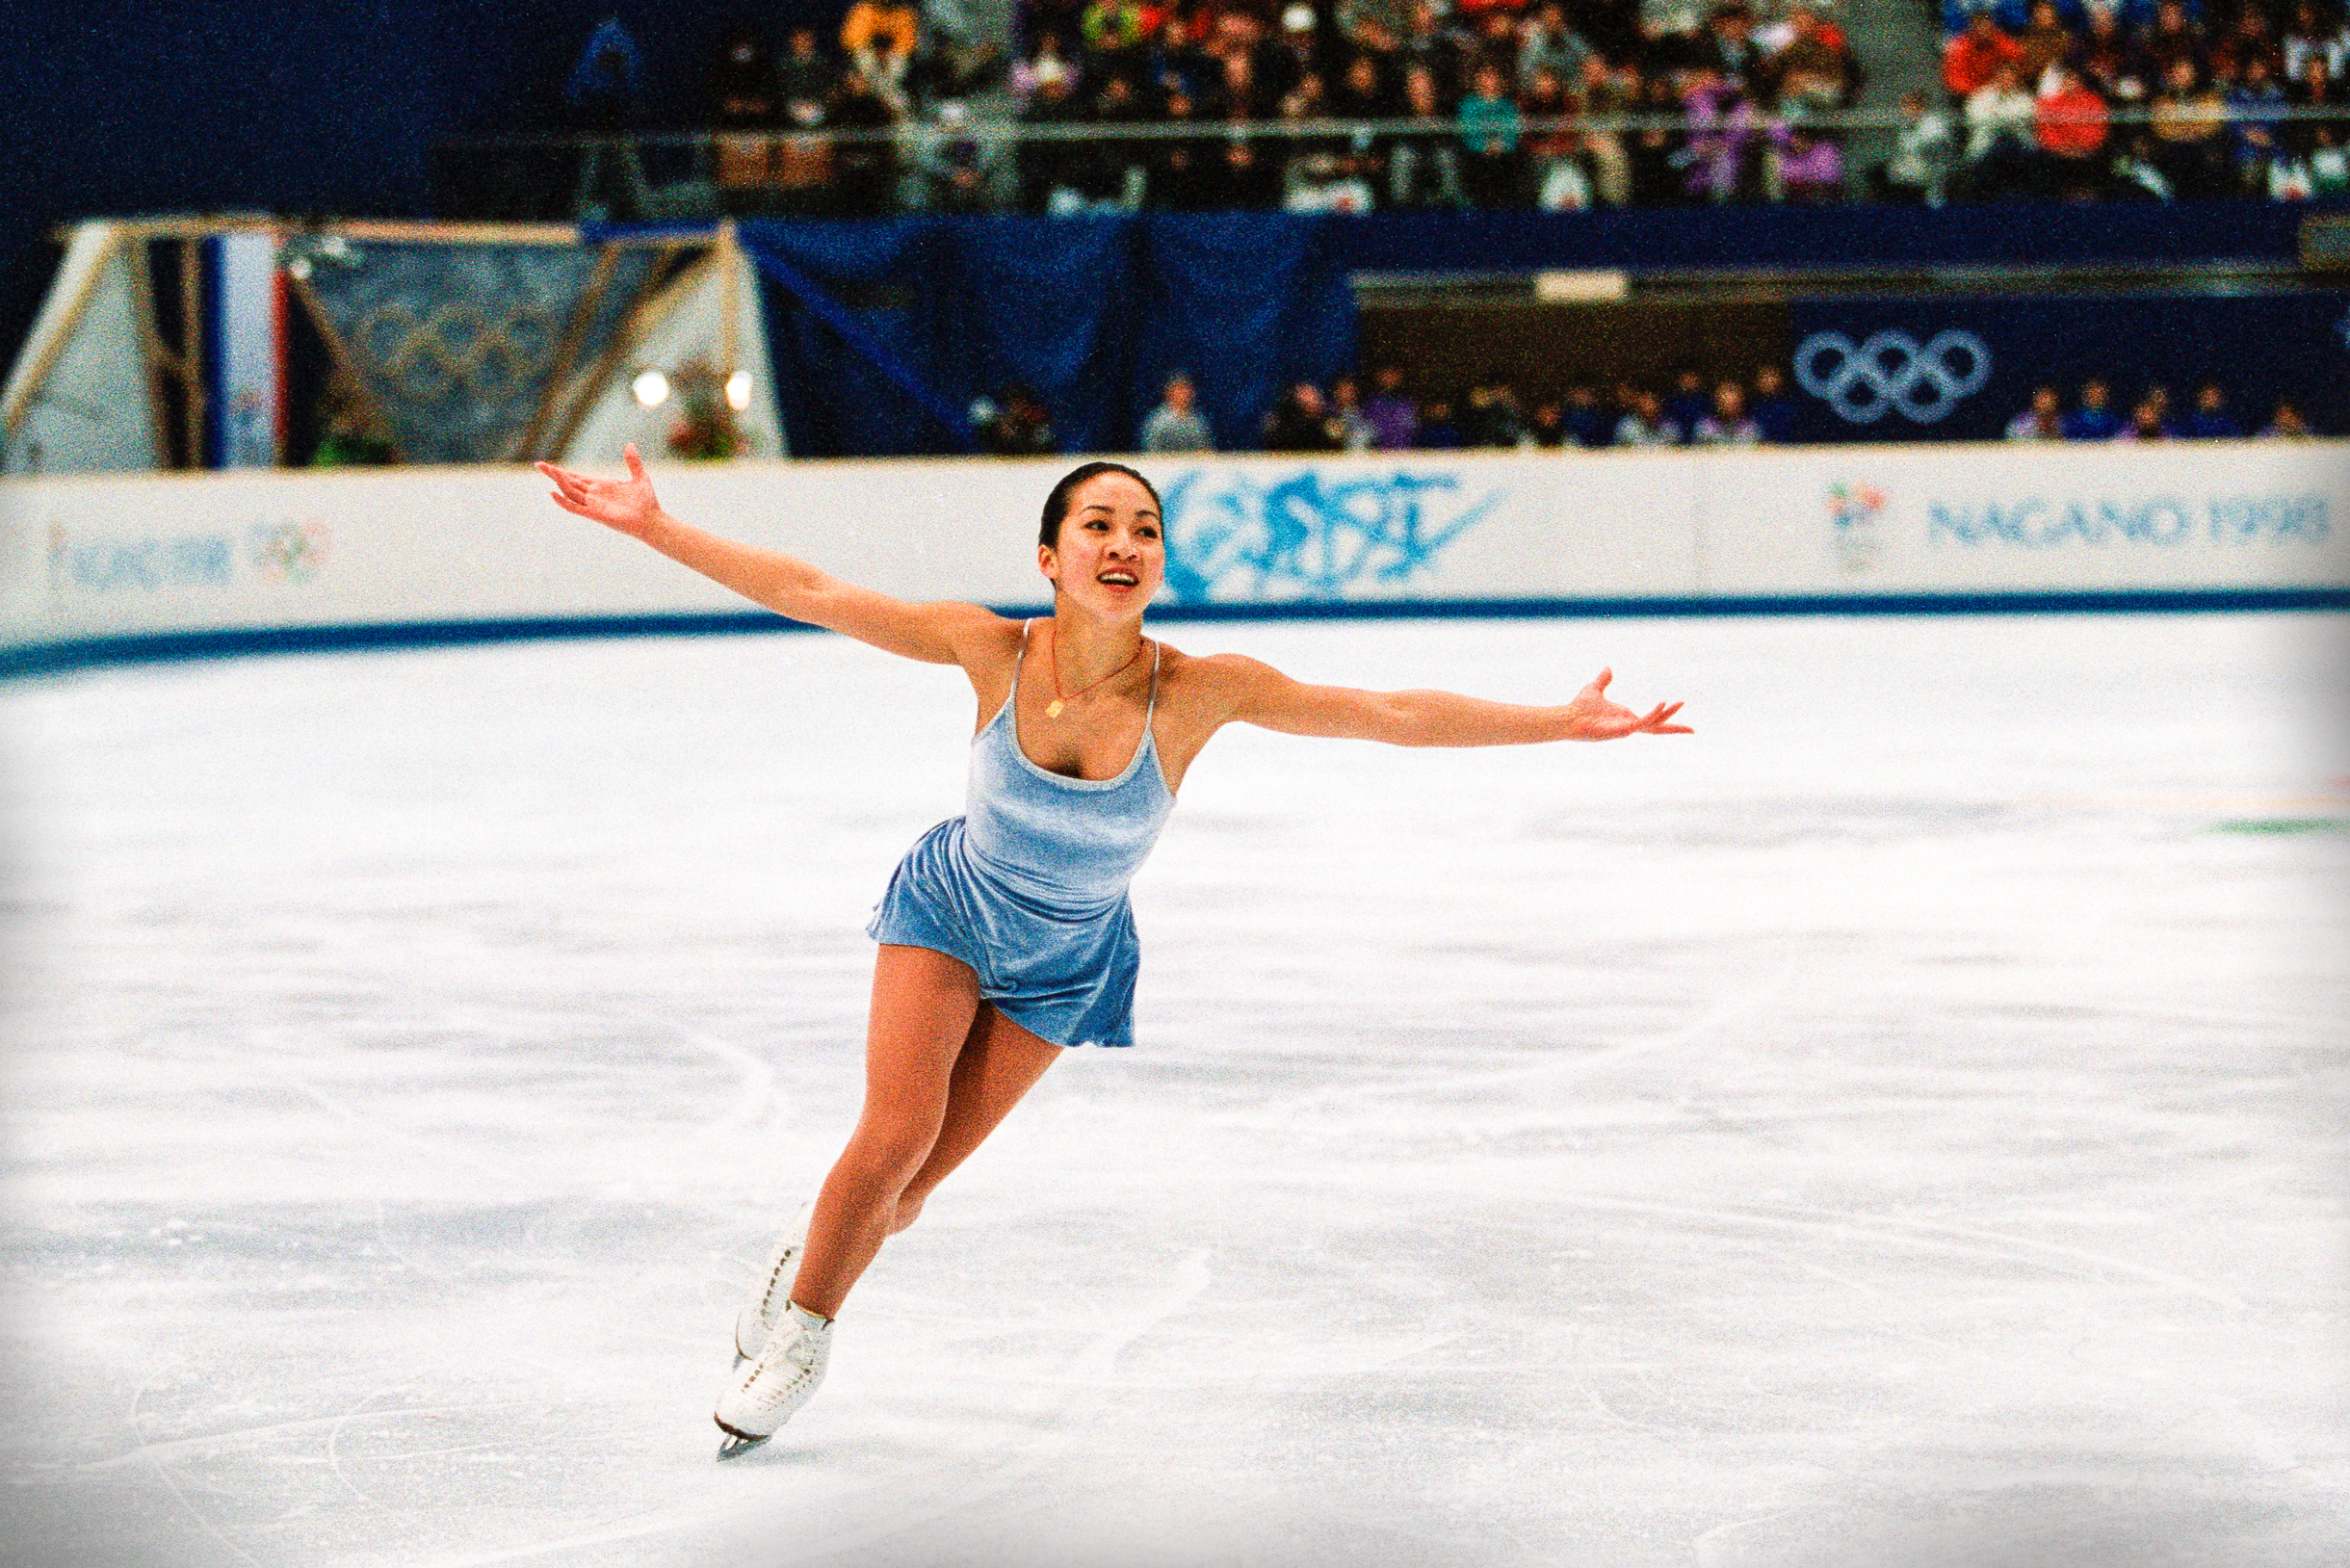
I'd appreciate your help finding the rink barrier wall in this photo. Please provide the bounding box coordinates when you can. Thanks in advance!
[4,445,2345,678]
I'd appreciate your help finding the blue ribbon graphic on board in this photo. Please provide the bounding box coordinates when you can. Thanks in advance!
[1159,469,1501,604]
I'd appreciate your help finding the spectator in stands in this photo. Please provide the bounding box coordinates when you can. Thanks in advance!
[1682,70,1768,202]
[1138,372,1217,452]
[1363,363,1421,449]
[1147,87,1219,209]
[1750,364,1798,442]
[1778,118,1845,201]
[1576,56,1637,206]
[2070,0,2155,101]
[1391,63,1469,206]
[566,14,651,221]
[1614,385,1683,445]
[781,27,842,124]
[1525,68,1602,208]
[916,0,1006,103]
[2213,2,2286,80]
[2036,63,2114,196]
[2006,382,2066,438]
[1873,90,1958,202]
[1011,33,1078,104]
[2288,50,2350,145]
[2228,55,2293,190]
[1691,4,1766,91]
[1945,13,2025,98]
[1767,1,1865,111]
[2016,0,2077,87]
[1456,61,1527,207]
[1263,380,1348,450]
[711,21,780,129]
[2114,390,2174,439]
[1331,376,1377,450]
[841,0,924,105]
[827,67,901,215]
[1520,2,1595,86]
[2259,397,2312,436]
[1662,365,1710,440]
[1962,60,2041,196]
[1413,394,1467,448]
[1287,146,1379,209]
[2180,378,2246,435]
[1528,400,1570,446]
[1641,0,1711,75]
[2065,377,2124,437]
[2143,0,2211,84]
[1089,73,1156,209]
[916,101,997,213]
[1554,381,1608,446]
[1627,74,1697,203]
[1018,68,1089,210]
[2280,2,2343,84]
[973,382,1057,453]
[568,13,644,125]
[1465,380,1528,446]
[2147,55,2232,196]
[1693,379,1762,443]
[1084,0,1149,58]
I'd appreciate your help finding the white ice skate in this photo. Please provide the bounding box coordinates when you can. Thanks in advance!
[734,1202,813,1365]
[714,1301,832,1459]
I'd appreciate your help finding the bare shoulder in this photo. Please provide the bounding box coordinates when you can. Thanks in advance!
[940,604,1029,683]
[1151,643,1286,727]
[1154,641,1247,694]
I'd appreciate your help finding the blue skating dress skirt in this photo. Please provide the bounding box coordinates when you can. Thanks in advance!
[867,636,1174,1049]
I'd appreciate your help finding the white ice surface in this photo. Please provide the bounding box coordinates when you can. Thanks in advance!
[2,613,2345,1568]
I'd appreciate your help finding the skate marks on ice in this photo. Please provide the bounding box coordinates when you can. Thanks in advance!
[410,1250,1215,1568]
[1228,933,1807,1126]
[5,614,2347,1567]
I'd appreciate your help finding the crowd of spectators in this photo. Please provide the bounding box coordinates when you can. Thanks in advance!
[2001,375,2312,436]
[549,0,2350,219]
[1126,361,1808,452]
[1003,0,1869,214]
[1923,0,2350,202]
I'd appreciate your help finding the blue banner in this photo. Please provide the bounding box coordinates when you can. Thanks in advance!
[738,214,1357,459]
[1786,291,2350,443]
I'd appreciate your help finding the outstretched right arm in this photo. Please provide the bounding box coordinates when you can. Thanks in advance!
[537,446,1000,666]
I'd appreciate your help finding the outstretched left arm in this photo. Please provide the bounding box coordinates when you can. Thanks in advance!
[1212,656,1690,745]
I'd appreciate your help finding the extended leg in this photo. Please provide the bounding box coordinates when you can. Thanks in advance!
[786,944,983,1320]
[887,1002,1064,1235]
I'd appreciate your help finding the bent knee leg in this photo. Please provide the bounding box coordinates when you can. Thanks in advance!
[834,1115,944,1199]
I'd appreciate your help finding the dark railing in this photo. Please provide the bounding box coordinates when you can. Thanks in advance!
[431,103,2349,223]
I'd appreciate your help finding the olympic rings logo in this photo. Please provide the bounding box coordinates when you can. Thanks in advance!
[354,301,559,405]
[1793,329,1993,425]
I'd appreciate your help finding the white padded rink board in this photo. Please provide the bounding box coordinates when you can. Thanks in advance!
[2,611,2345,1568]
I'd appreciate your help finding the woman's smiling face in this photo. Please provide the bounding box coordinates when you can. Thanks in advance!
[1039,471,1163,612]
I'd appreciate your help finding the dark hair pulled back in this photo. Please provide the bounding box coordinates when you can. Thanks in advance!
[1039,461,1162,549]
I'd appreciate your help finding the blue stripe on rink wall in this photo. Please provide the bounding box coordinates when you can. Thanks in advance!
[9,589,2346,681]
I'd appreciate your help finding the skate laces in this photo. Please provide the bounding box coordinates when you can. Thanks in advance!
[740,1309,829,1400]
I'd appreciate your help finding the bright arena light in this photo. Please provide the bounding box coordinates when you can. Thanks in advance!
[631,369,669,407]
[724,369,752,411]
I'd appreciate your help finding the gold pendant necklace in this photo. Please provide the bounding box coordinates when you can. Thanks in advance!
[1044,628,1148,719]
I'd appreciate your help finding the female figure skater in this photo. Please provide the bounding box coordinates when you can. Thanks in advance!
[535,449,1690,1456]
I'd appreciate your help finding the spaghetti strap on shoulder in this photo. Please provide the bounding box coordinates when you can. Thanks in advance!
[1009,618,1032,696]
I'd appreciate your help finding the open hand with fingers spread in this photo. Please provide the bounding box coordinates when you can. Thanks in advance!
[1562,667,1691,740]
[536,443,665,538]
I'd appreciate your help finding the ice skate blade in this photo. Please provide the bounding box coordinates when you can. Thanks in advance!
[714,1419,770,1461]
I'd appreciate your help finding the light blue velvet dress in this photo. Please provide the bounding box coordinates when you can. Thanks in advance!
[867,625,1173,1048]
